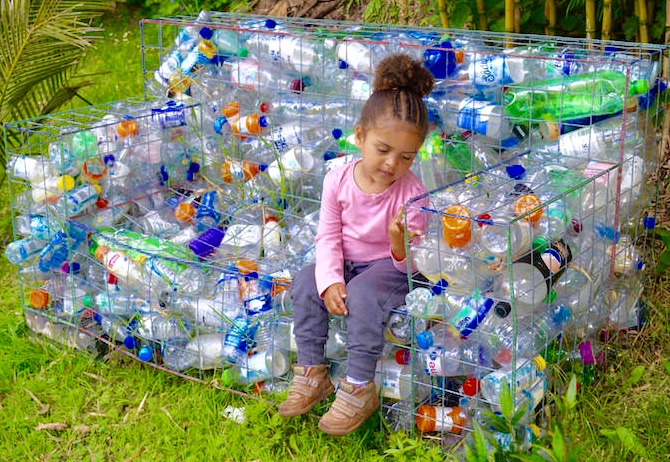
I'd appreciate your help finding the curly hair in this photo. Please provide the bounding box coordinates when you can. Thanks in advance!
[358,53,435,138]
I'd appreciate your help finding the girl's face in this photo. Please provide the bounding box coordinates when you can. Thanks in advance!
[354,118,424,193]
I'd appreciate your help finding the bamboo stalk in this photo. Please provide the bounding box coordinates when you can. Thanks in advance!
[505,0,515,47]
[476,0,488,30]
[585,0,597,40]
[545,0,556,36]
[638,0,649,42]
[602,0,612,41]
[437,0,449,28]
[514,0,521,33]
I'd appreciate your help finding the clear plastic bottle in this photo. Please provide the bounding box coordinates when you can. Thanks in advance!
[415,403,469,434]
[222,315,260,365]
[135,312,192,342]
[228,344,290,385]
[93,312,138,349]
[8,155,53,184]
[374,350,432,402]
[226,58,307,93]
[246,32,319,73]
[176,292,242,329]
[94,245,160,296]
[438,93,513,140]
[480,356,546,404]
[5,236,46,265]
[56,184,101,217]
[83,291,159,317]
[335,41,379,73]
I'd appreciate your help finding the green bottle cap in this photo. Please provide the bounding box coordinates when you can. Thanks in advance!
[544,288,557,304]
[630,79,649,95]
[532,235,550,253]
[82,294,92,308]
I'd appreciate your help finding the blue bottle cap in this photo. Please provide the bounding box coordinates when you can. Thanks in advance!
[553,304,572,324]
[331,128,343,139]
[416,330,434,349]
[506,164,526,180]
[338,59,348,69]
[93,312,103,324]
[643,216,656,229]
[103,154,116,166]
[199,27,213,40]
[137,345,153,362]
[124,336,137,350]
[213,116,228,134]
[501,136,519,149]
[258,116,269,128]
[323,151,341,161]
[264,19,277,29]
[431,278,449,295]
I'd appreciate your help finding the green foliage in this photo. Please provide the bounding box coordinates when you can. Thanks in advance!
[0,0,117,168]
[600,427,649,459]
[460,375,585,461]
[653,229,670,274]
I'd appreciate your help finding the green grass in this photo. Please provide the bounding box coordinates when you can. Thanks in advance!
[2,4,670,461]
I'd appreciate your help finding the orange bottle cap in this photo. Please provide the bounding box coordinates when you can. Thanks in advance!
[539,121,559,140]
[221,102,240,118]
[94,245,110,262]
[174,202,196,223]
[116,117,138,138]
[29,288,51,309]
[441,205,472,248]
[236,259,259,275]
[415,404,437,433]
[513,194,543,223]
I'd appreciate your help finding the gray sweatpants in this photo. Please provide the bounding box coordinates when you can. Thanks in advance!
[289,258,411,382]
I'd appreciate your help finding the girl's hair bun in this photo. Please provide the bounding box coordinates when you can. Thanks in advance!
[373,53,435,97]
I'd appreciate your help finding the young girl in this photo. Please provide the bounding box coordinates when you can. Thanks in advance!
[278,53,435,436]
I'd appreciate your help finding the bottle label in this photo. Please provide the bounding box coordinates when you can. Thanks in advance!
[230,61,259,90]
[469,55,512,87]
[457,98,498,136]
[376,360,404,400]
[423,349,450,376]
[151,102,186,129]
[434,407,455,431]
[583,161,616,186]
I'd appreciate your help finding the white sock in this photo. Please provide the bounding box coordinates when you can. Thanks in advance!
[345,375,367,387]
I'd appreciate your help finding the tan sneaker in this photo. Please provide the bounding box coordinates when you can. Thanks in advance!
[318,380,380,436]
[277,364,335,417]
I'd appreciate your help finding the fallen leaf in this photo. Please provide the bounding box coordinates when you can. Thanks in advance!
[34,422,68,431]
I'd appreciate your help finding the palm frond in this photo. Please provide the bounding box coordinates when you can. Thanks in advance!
[0,0,116,166]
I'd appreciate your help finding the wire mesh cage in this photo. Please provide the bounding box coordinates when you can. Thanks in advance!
[4,9,668,452]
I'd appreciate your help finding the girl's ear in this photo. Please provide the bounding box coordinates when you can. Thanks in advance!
[354,124,364,150]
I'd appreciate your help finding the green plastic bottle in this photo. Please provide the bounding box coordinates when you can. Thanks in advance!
[503,70,648,124]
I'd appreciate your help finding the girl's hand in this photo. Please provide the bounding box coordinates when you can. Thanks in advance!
[389,206,421,261]
[323,283,348,316]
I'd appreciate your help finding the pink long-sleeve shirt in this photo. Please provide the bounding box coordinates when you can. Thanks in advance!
[314,160,428,297]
